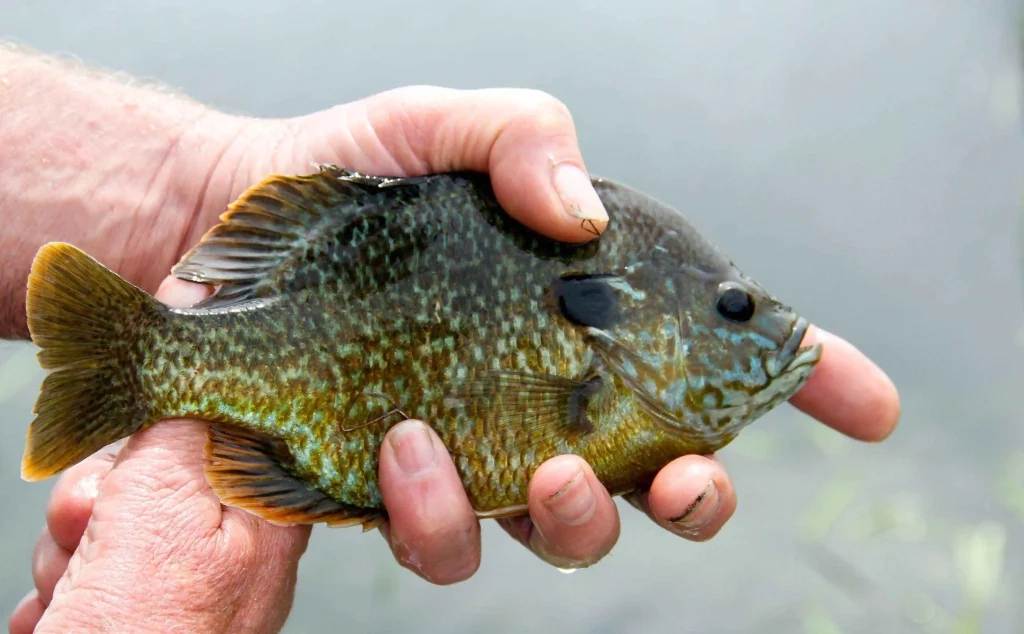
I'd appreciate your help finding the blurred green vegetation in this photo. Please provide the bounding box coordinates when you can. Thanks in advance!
[728,415,1019,634]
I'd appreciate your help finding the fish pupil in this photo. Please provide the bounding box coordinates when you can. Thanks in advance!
[716,288,755,322]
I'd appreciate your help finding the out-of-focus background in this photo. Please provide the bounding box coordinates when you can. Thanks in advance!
[2,1,1023,632]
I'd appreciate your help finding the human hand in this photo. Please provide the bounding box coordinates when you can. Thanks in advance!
[9,278,309,634]
[213,86,897,580]
[11,84,618,633]
[10,85,900,633]
[184,87,898,579]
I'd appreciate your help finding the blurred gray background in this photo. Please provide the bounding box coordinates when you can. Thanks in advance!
[2,1,1023,632]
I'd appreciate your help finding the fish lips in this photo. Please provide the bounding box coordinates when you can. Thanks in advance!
[767,316,822,378]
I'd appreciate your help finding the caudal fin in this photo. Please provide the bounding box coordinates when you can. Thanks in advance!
[22,242,164,481]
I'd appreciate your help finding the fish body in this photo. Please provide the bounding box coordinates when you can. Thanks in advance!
[22,166,822,528]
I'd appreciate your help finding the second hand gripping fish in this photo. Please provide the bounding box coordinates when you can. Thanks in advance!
[21,166,822,530]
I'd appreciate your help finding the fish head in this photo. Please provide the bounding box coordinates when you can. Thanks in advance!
[674,271,822,417]
[580,255,822,446]
[579,180,824,445]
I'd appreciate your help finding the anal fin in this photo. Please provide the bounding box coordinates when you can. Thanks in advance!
[204,424,382,528]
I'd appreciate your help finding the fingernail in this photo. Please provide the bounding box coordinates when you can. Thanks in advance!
[388,421,438,476]
[670,481,719,531]
[543,469,596,526]
[552,163,609,224]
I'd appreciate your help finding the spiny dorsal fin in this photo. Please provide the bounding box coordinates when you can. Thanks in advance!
[204,423,382,528]
[171,165,428,307]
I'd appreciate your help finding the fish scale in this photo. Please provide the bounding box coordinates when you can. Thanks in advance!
[20,165,822,528]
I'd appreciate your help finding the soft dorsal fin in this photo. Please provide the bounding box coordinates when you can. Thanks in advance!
[171,164,427,307]
[204,423,384,530]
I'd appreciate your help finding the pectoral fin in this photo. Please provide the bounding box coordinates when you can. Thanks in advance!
[204,424,383,529]
[446,369,605,442]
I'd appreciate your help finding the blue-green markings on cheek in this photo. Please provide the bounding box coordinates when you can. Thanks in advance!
[699,353,713,371]
[660,320,678,341]
[689,323,710,336]
[661,378,689,411]
[719,357,765,386]
[639,350,668,370]
[713,327,777,350]
[619,357,637,379]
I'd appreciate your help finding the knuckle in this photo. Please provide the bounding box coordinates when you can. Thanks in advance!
[517,89,573,119]
[510,90,575,131]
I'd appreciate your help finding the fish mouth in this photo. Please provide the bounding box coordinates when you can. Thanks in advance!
[768,316,823,377]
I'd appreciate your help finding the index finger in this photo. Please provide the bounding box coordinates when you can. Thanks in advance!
[790,325,900,442]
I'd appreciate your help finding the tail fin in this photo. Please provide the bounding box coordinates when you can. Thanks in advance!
[22,242,164,481]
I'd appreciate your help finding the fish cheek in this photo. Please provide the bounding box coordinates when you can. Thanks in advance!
[692,330,772,410]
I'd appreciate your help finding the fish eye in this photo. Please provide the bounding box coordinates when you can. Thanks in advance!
[716,286,755,322]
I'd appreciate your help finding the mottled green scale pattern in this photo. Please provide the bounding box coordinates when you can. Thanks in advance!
[130,168,817,518]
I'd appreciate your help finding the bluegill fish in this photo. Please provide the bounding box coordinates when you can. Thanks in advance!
[21,166,822,529]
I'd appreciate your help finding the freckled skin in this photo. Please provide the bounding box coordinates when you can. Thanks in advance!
[130,168,818,519]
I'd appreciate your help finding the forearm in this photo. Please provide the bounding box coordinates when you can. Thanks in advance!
[0,44,235,339]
